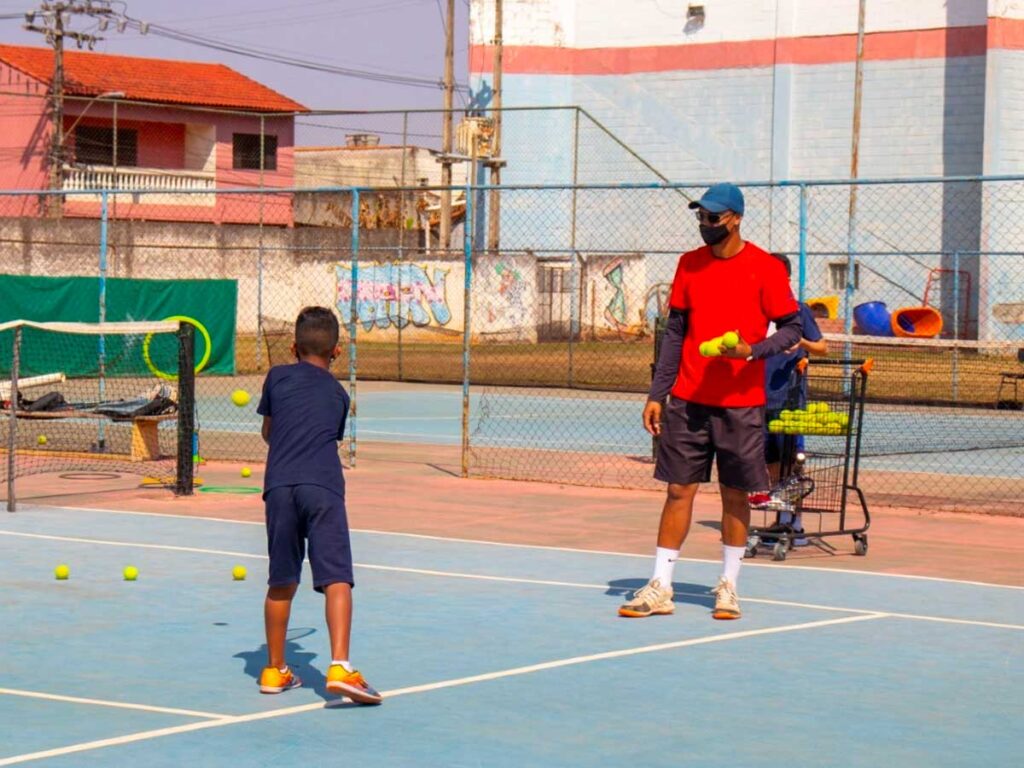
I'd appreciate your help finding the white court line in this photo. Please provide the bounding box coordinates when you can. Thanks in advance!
[1,529,1021,631]
[0,688,226,720]
[34,505,1024,593]
[32,503,1024,592]
[0,614,884,766]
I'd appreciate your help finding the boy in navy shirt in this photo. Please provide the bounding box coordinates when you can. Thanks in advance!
[256,306,381,704]
[753,254,827,543]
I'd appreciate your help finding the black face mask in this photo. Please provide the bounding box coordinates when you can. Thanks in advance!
[699,223,730,246]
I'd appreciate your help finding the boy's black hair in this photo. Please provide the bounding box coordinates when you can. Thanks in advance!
[771,252,792,277]
[295,306,340,358]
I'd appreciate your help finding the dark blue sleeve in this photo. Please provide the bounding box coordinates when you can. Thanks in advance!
[336,387,350,441]
[800,304,823,342]
[648,309,686,402]
[256,369,274,416]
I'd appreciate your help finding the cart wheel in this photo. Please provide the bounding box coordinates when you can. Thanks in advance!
[772,542,787,561]
[746,535,760,551]
[745,546,758,559]
[854,535,868,556]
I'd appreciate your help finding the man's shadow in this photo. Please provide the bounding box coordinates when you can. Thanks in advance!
[234,628,339,702]
[605,578,715,609]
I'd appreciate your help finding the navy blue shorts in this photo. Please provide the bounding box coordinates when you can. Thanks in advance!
[264,484,354,592]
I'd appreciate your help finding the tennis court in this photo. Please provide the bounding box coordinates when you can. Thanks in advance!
[1,502,1021,767]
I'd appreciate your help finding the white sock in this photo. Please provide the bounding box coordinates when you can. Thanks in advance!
[331,659,353,672]
[652,547,678,587]
[722,545,745,586]
[278,665,289,674]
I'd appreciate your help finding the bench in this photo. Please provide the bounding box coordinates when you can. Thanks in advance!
[2,410,177,462]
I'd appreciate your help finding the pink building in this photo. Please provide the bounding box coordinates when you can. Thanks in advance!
[0,44,308,225]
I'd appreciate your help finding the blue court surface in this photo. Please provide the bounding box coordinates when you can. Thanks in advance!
[1,506,1021,767]
[198,385,1024,479]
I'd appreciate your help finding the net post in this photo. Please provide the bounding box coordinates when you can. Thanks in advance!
[6,326,20,512]
[176,321,195,496]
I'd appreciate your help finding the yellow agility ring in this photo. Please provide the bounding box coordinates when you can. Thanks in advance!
[143,315,213,381]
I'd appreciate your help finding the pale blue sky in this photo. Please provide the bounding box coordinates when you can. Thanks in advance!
[0,0,473,141]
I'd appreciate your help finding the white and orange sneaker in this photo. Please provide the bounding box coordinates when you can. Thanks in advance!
[711,577,741,620]
[326,665,383,705]
[259,665,302,694]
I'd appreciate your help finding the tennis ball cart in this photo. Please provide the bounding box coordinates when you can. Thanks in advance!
[745,358,873,561]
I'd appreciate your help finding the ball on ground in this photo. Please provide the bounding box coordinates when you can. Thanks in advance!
[240,467,252,478]
[123,565,139,581]
[232,565,247,581]
[230,389,251,407]
[54,563,69,580]
[722,331,739,349]
[37,435,47,446]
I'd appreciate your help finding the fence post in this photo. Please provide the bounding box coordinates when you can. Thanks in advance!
[397,111,408,381]
[952,250,961,401]
[6,326,20,511]
[568,108,581,387]
[176,321,196,496]
[798,184,808,302]
[98,190,108,452]
[349,189,360,470]
[461,179,474,479]
[256,115,266,371]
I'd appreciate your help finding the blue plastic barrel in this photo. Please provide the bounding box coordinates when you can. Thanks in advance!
[853,301,894,336]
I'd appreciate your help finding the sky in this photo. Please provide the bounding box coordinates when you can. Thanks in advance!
[0,0,474,144]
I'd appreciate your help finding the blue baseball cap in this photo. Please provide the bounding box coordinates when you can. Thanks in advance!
[688,182,744,216]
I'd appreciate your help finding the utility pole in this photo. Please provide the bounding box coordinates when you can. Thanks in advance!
[844,0,866,335]
[23,1,126,217]
[439,0,455,251]
[486,0,505,253]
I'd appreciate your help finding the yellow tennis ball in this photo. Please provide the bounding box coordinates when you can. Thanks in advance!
[37,435,47,446]
[240,467,252,478]
[231,389,251,407]
[54,564,69,580]
[722,331,739,349]
[123,565,138,581]
[232,565,247,581]
[768,420,783,433]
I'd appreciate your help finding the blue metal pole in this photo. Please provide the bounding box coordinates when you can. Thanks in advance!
[98,191,108,451]
[798,184,808,302]
[348,189,359,469]
[461,179,473,479]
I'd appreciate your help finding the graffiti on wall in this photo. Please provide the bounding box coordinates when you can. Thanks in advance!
[602,259,629,331]
[336,262,452,332]
[482,261,528,336]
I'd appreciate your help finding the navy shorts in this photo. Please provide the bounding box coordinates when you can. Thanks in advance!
[654,399,769,492]
[264,484,354,592]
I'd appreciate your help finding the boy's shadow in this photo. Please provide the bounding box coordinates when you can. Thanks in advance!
[605,579,715,609]
[234,629,336,702]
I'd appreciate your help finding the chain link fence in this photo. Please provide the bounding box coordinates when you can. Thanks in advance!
[0,174,1022,513]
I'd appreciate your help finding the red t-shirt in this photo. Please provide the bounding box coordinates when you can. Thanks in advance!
[668,242,798,407]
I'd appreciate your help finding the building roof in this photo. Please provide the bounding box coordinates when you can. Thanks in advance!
[0,44,308,113]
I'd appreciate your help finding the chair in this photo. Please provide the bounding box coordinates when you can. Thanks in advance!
[997,348,1024,409]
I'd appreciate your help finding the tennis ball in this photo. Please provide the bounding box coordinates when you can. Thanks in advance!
[722,331,739,349]
[123,565,138,581]
[54,564,69,580]
[699,341,710,356]
[240,467,252,478]
[768,420,783,433]
[37,434,47,446]
[230,389,251,407]
[232,565,247,581]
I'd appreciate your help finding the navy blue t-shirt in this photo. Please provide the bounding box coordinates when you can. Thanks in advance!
[257,361,349,499]
[764,303,823,411]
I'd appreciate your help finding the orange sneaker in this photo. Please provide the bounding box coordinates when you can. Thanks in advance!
[326,665,383,705]
[259,665,302,694]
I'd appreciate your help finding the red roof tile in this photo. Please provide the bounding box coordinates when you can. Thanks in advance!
[0,44,308,113]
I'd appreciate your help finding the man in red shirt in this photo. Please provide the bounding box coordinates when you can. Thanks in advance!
[619,183,801,621]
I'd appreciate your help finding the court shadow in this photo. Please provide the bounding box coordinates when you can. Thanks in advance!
[606,578,714,608]
[234,638,331,700]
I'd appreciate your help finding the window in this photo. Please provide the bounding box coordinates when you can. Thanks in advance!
[73,126,138,166]
[829,262,860,291]
[232,133,277,170]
